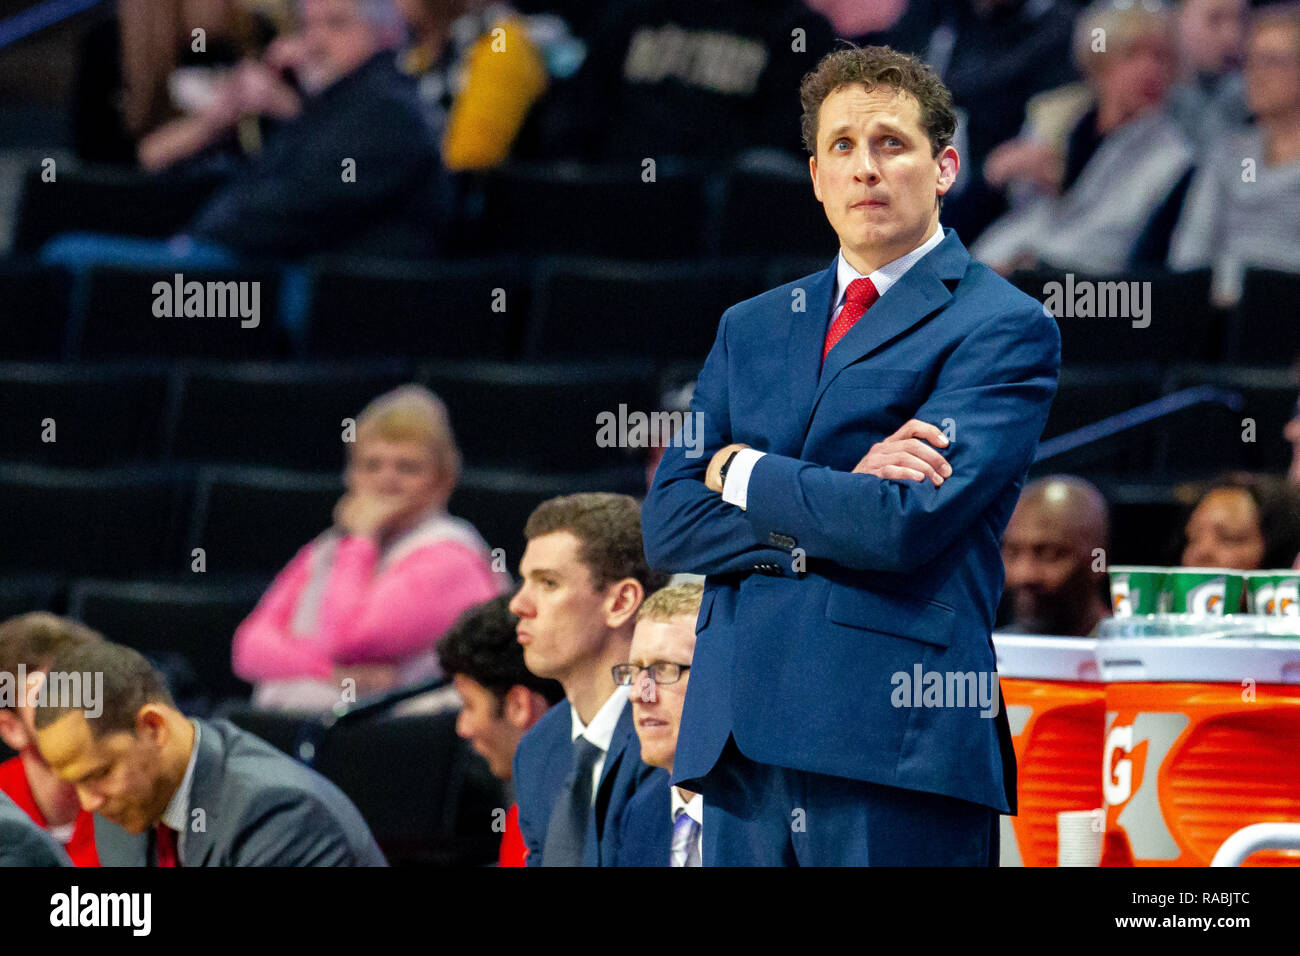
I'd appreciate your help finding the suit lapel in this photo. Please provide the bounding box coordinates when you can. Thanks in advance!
[183,718,222,866]
[786,257,839,435]
[810,230,969,419]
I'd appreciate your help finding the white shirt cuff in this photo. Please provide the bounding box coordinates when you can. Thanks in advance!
[720,449,765,510]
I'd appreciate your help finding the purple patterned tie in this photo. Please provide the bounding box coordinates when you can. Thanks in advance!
[672,807,701,867]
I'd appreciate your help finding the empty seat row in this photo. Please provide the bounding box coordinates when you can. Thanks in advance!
[0,359,666,473]
[0,462,644,580]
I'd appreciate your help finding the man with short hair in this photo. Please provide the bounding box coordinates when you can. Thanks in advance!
[611,582,702,867]
[0,613,104,865]
[33,639,386,866]
[642,44,1060,865]
[999,476,1111,637]
[437,595,564,866]
[509,493,670,866]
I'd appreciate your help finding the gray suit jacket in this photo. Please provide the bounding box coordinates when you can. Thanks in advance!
[96,718,386,867]
[0,790,72,867]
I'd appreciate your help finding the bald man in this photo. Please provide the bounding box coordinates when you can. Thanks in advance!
[999,476,1111,637]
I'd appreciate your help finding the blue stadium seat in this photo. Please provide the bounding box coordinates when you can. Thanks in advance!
[0,260,69,359]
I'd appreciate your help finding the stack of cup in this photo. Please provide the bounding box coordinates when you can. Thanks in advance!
[1109,567,1246,617]
[1243,571,1300,617]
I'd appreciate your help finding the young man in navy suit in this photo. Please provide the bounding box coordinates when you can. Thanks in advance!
[510,493,669,866]
[612,582,703,867]
[642,45,1061,865]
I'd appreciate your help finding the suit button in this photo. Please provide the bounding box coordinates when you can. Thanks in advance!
[753,563,782,576]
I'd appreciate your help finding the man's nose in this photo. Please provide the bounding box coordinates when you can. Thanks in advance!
[855,146,880,183]
[455,710,472,740]
[76,785,105,813]
[508,589,531,617]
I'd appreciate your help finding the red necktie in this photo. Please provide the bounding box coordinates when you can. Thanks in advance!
[155,824,180,867]
[822,276,880,363]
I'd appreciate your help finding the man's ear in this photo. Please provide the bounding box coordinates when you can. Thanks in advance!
[809,154,823,203]
[502,685,536,729]
[135,705,169,747]
[0,709,30,751]
[604,578,645,630]
[936,145,960,196]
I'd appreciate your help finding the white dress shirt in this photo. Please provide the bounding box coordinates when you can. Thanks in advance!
[569,690,628,801]
[670,787,704,867]
[722,224,947,511]
[160,719,201,863]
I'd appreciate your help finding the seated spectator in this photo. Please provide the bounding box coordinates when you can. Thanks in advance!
[1168,3,1300,304]
[1167,0,1248,144]
[398,0,550,170]
[998,476,1111,637]
[34,639,386,866]
[233,385,501,713]
[874,0,1081,243]
[436,595,564,866]
[0,614,104,866]
[529,0,835,162]
[1178,472,1300,571]
[973,0,1193,275]
[510,493,669,866]
[612,582,702,867]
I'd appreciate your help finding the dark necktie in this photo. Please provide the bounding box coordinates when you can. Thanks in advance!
[541,737,603,867]
[154,824,180,867]
[822,276,880,363]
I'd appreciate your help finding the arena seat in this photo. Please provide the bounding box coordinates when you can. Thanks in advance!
[165,360,411,470]
[0,260,69,359]
[451,466,646,562]
[524,257,759,363]
[11,162,225,256]
[303,258,523,360]
[0,574,63,619]
[0,465,189,577]
[0,362,169,467]
[473,162,709,259]
[1034,364,1163,476]
[73,264,285,359]
[187,466,341,577]
[1008,267,1219,365]
[711,160,837,258]
[310,710,507,866]
[1161,364,1296,474]
[419,359,657,473]
[67,578,263,705]
[1227,268,1300,366]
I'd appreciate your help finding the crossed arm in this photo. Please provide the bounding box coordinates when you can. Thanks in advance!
[641,303,1060,577]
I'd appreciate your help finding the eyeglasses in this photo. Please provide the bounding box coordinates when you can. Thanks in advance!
[612,662,690,686]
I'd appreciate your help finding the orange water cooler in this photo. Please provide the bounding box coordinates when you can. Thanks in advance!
[1097,629,1300,866]
[993,635,1106,866]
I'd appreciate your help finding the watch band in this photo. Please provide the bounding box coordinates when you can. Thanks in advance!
[719,449,742,489]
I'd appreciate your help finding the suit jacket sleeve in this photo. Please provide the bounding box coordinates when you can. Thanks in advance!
[740,301,1059,574]
[642,309,815,576]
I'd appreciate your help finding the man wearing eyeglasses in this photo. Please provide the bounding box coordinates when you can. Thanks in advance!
[610,583,703,866]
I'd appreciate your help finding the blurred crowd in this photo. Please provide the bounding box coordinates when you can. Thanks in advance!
[43,0,1298,296]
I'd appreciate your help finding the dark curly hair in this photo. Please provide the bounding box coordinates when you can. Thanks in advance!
[437,596,564,706]
[799,44,957,157]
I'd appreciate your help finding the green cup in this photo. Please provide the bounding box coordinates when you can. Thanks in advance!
[1274,573,1300,618]
[1109,566,1167,616]
[1163,568,1245,616]
[1243,572,1279,615]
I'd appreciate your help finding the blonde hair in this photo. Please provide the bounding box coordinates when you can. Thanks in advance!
[353,384,461,487]
[637,582,704,624]
[1074,0,1175,78]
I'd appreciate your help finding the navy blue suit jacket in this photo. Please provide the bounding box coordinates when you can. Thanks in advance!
[513,698,666,866]
[641,229,1059,814]
[612,777,673,866]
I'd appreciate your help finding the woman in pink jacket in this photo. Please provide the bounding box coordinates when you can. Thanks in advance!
[233,384,502,711]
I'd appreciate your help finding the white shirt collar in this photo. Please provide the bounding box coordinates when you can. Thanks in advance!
[670,786,703,826]
[832,222,946,316]
[161,719,200,839]
[569,688,627,753]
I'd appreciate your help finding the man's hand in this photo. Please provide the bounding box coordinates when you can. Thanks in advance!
[333,493,408,541]
[705,443,751,493]
[852,419,952,486]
